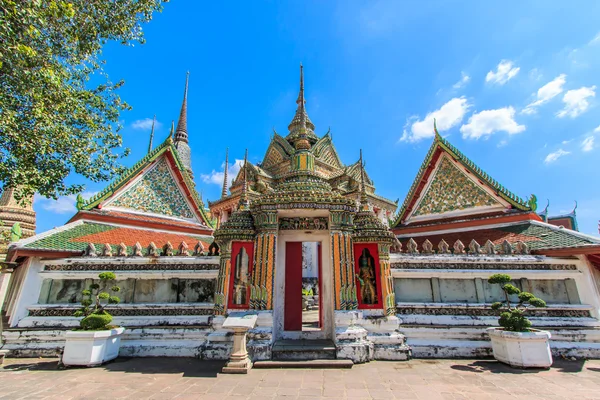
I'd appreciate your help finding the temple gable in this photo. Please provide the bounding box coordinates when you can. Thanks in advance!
[106,157,197,221]
[409,155,502,220]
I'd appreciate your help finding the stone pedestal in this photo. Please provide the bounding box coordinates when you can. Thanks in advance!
[221,313,258,374]
[222,327,253,374]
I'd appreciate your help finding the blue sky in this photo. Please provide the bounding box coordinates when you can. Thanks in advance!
[34,1,600,236]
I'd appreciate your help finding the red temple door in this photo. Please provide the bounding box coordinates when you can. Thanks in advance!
[284,241,303,331]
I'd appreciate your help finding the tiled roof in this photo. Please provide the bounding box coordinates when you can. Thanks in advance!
[392,131,534,227]
[78,137,215,229]
[78,210,206,230]
[397,222,599,252]
[22,222,212,256]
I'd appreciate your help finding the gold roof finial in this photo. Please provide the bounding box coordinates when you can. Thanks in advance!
[433,118,441,139]
[239,149,249,210]
[360,149,369,208]
[221,148,229,199]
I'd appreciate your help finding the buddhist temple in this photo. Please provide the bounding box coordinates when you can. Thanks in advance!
[2,67,600,362]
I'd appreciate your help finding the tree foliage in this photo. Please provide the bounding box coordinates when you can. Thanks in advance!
[0,0,166,203]
[487,273,547,332]
[75,272,121,330]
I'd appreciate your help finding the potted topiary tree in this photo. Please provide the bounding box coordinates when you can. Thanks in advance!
[486,273,552,368]
[62,272,125,366]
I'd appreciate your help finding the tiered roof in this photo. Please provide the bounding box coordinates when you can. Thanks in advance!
[393,123,535,228]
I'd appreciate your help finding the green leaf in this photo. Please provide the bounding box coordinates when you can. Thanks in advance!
[98,292,110,300]
[502,284,521,295]
[0,0,164,200]
[488,274,511,285]
[99,272,116,281]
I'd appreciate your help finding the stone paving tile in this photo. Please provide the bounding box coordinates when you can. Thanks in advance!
[3,357,600,399]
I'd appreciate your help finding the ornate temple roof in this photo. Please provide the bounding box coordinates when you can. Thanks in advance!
[392,123,535,228]
[395,220,600,254]
[208,66,397,216]
[538,201,579,231]
[286,64,318,146]
[8,220,212,260]
[77,136,214,230]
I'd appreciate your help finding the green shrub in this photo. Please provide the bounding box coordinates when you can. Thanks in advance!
[73,272,121,330]
[487,273,546,332]
[80,311,113,330]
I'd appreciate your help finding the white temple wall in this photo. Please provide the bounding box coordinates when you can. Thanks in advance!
[8,258,43,327]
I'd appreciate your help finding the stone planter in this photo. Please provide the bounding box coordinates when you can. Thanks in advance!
[487,328,552,368]
[63,327,125,367]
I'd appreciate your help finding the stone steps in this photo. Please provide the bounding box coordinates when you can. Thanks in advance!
[401,325,600,359]
[254,359,353,369]
[272,339,336,361]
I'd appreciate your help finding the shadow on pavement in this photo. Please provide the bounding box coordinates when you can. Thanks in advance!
[105,357,226,378]
[450,359,586,374]
[2,360,62,372]
[2,357,227,378]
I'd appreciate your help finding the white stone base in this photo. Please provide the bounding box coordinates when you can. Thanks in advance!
[487,328,553,368]
[62,327,125,367]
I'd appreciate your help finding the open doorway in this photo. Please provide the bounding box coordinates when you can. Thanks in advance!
[283,241,322,332]
[301,242,322,331]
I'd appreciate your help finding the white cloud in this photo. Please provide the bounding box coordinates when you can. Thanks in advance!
[582,136,595,152]
[594,125,600,133]
[529,68,543,82]
[590,32,600,45]
[200,159,244,188]
[561,140,572,145]
[544,149,570,164]
[37,191,98,215]
[400,97,471,142]
[460,107,525,139]
[452,72,470,89]
[557,85,596,118]
[131,118,162,130]
[521,74,567,115]
[485,60,520,85]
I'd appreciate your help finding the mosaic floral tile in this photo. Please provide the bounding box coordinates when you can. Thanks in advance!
[110,158,195,219]
[412,156,500,217]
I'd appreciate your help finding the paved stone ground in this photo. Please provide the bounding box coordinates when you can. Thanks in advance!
[2,357,600,399]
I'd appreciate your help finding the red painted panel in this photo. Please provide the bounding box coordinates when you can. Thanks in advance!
[228,241,254,309]
[284,241,303,331]
[353,243,383,309]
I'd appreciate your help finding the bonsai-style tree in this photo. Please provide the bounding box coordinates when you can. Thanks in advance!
[73,272,121,330]
[488,273,547,332]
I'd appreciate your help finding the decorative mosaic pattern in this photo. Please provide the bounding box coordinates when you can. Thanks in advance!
[43,263,219,271]
[279,217,328,230]
[412,157,500,217]
[110,158,195,219]
[390,262,577,270]
[28,306,214,317]
[396,306,591,318]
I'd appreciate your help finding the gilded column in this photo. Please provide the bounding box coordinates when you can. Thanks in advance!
[378,243,396,316]
[330,211,358,310]
[214,242,232,315]
[250,211,277,310]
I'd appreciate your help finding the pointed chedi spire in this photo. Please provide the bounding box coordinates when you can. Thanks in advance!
[174,72,193,178]
[175,72,189,144]
[148,115,156,154]
[239,149,250,210]
[359,149,370,211]
[287,64,318,149]
[221,148,229,198]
